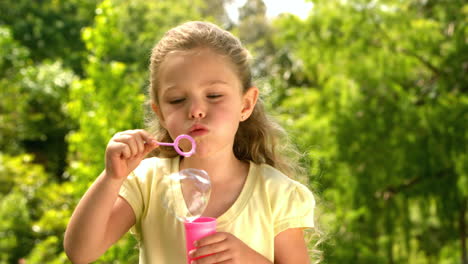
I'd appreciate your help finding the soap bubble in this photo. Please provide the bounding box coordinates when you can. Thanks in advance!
[163,168,211,222]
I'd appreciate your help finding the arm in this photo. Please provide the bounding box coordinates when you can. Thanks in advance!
[188,232,272,264]
[64,172,135,263]
[64,130,158,263]
[188,228,310,264]
[274,228,311,264]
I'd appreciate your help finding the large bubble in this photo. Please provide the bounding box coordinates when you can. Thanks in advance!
[163,168,211,222]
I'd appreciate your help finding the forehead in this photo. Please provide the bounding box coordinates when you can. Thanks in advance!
[157,47,241,90]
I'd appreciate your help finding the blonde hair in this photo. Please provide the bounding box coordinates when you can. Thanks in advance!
[146,21,301,178]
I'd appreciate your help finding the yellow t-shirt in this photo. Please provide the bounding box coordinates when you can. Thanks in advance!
[119,157,315,263]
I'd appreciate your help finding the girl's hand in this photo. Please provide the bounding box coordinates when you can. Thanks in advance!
[189,232,271,264]
[105,129,158,180]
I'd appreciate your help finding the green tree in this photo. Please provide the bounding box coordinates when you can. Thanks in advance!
[0,25,77,178]
[0,154,47,263]
[0,0,99,74]
[269,0,468,263]
[237,0,276,78]
[0,26,31,154]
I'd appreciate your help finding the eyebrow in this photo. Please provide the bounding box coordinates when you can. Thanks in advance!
[161,80,230,93]
[201,79,230,86]
[161,84,177,92]
[197,79,229,86]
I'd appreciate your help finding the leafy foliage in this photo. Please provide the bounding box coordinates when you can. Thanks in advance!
[267,1,468,263]
[0,0,99,73]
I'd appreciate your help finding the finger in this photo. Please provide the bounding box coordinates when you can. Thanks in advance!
[131,131,146,155]
[143,139,159,155]
[129,130,157,155]
[128,131,155,154]
[114,142,132,159]
[136,129,156,144]
[126,136,139,158]
[212,259,232,264]
[190,240,228,260]
[107,141,130,159]
[115,135,138,157]
[194,233,229,251]
[127,130,152,156]
[134,141,158,160]
[192,250,231,264]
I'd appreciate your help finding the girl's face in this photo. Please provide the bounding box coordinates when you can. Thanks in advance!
[153,47,258,158]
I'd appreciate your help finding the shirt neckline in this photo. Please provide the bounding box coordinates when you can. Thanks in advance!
[171,156,257,227]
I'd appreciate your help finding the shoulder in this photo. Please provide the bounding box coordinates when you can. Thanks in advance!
[252,162,315,214]
[119,157,178,221]
[251,163,316,233]
[253,163,314,201]
[131,156,178,182]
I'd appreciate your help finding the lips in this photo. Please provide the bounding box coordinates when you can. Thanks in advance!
[189,124,208,136]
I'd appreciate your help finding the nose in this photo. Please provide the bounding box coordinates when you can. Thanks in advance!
[188,99,206,119]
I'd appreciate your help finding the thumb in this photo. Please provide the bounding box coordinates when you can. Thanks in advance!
[143,140,159,155]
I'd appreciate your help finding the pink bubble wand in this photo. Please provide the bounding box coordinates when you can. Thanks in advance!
[157,134,196,157]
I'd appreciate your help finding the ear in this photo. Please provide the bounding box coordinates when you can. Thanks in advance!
[240,86,259,122]
[151,102,166,128]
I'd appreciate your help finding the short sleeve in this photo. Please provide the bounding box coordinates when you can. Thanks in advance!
[119,171,145,223]
[273,182,315,236]
[118,162,152,239]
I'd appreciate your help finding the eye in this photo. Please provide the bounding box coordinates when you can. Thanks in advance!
[207,94,222,99]
[169,98,185,104]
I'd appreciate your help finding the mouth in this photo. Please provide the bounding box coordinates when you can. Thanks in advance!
[189,124,208,136]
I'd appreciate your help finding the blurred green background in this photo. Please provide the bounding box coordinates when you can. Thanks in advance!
[1,0,467,263]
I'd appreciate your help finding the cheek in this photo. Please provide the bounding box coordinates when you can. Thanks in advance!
[212,106,241,130]
[212,103,237,118]
[161,108,183,131]
[165,113,181,128]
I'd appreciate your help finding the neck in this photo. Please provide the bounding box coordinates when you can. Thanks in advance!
[179,151,246,185]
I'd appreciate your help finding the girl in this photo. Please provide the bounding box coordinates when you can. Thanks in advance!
[64,21,315,264]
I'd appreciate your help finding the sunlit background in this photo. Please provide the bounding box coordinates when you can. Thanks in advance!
[226,0,313,20]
